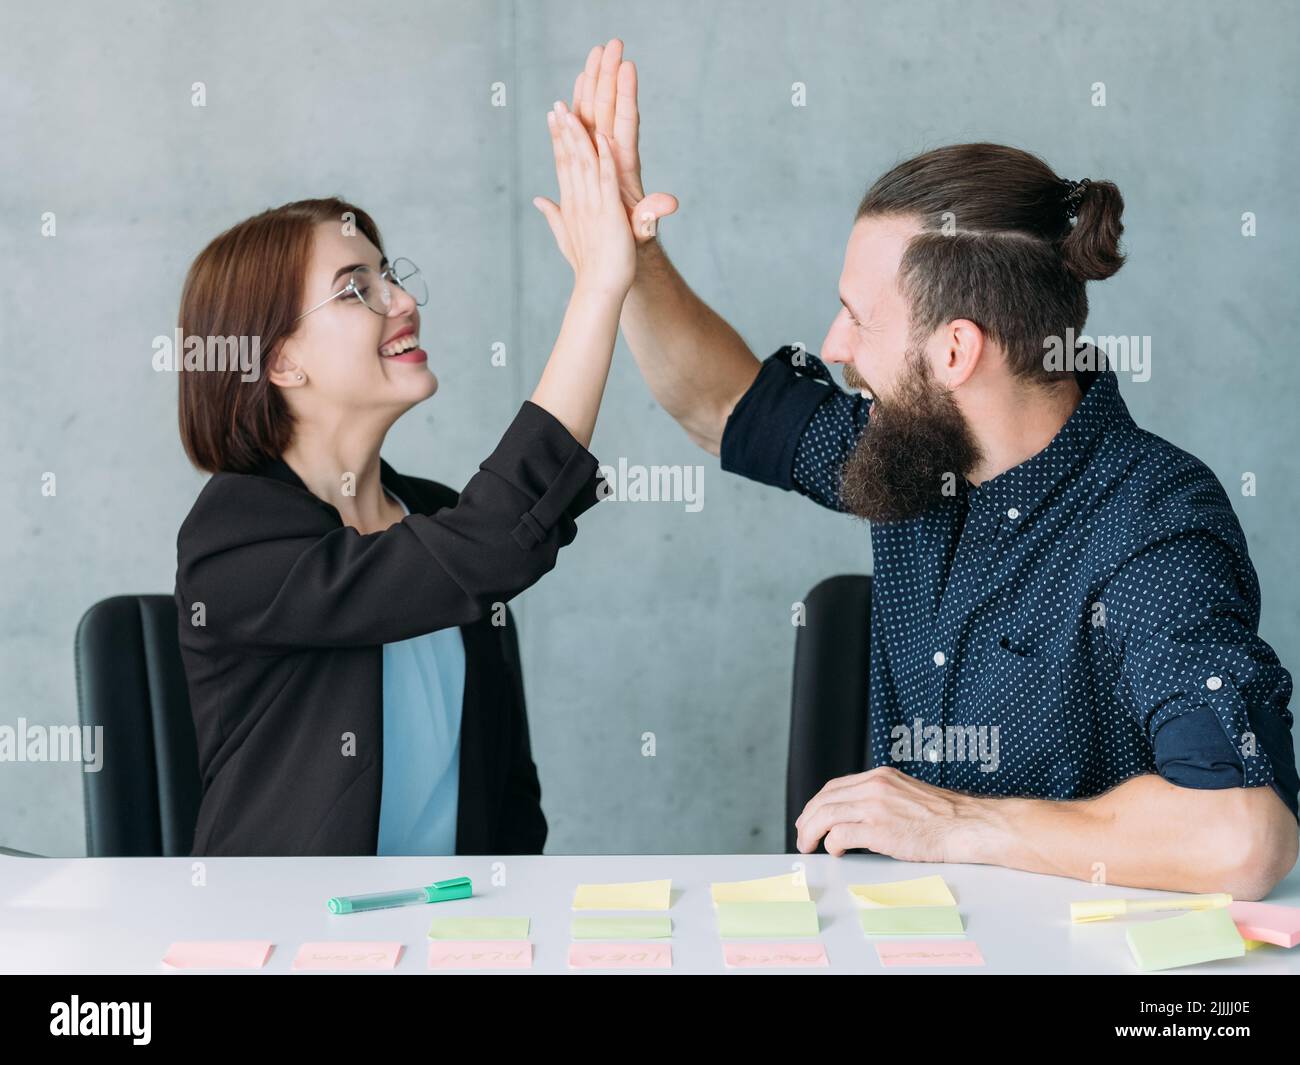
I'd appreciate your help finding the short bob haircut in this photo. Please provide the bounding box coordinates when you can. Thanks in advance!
[177,196,385,474]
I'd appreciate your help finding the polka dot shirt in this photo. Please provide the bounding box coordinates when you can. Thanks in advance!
[720,346,1298,820]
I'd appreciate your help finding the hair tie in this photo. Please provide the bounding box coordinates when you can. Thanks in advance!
[1061,177,1091,220]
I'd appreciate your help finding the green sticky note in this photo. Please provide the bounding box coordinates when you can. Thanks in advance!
[858,906,965,936]
[1125,908,1245,972]
[571,916,673,940]
[428,917,531,940]
[716,901,820,938]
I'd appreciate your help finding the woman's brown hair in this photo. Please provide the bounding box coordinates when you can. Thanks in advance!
[177,196,385,473]
[856,143,1125,384]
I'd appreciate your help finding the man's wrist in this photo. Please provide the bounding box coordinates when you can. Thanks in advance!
[949,793,1018,864]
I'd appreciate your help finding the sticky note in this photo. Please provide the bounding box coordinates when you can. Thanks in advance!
[716,901,820,938]
[161,940,272,970]
[1125,909,1245,972]
[428,917,531,940]
[849,875,956,908]
[876,940,985,967]
[567,942,672,969]
[572,879,671,910]
[571,916,672,940]
[291,941,403,971]
[859,906,965,936]
[723,941,829,968]
[428,940,532,970]
[1244,938,1269,951]
[711,872,811,904]
[1228,901,1300,948]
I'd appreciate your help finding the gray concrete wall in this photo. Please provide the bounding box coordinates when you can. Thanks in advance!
[1,0,1296,854]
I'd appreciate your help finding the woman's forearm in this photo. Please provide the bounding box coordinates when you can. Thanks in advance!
[529,282,624,449]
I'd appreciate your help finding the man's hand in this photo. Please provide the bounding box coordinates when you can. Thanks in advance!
[570,38,678,242]
[795,766,987,862]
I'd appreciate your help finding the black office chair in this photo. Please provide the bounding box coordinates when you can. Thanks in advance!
[785,575,873,853]
[75,595,202,857]
[74,595,530,858]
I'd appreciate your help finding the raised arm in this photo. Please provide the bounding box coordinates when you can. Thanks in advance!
[567,39,760,455]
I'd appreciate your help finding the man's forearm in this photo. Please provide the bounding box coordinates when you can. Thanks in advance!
[957,774,1298,899]
[620,239,761,455]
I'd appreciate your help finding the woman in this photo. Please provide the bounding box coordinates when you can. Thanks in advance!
[175,111,632,855]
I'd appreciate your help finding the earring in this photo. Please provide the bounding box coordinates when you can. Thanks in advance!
[296,373,304,381]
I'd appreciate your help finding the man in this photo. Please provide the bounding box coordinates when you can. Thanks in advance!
[547,40,1299,897]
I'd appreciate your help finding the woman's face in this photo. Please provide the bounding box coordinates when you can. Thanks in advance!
[271,221,436,416]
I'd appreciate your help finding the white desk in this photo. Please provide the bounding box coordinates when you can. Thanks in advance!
[3,852,1298,974]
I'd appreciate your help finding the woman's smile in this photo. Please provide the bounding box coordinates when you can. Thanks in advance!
[379,326,427,363]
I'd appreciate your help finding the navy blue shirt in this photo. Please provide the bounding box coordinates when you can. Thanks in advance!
[721,346,1299,821]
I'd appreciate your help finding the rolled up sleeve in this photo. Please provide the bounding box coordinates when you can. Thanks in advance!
[720,346,868,510]
[1101,529,1299,821]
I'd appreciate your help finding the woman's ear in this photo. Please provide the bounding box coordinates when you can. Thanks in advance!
[265,341,306,388]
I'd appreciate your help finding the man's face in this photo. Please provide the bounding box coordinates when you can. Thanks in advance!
[820,215,982,522]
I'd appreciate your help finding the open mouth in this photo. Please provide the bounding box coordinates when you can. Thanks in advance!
[379,331,427,363]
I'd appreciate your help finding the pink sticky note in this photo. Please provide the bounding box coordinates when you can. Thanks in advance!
[723,941,829,969]
[292,941,403,971]
[567,942,672,970]
[429,940,533,970]
[876,940,986,967]
[1229,901,1300,948]
[162,940,273,970]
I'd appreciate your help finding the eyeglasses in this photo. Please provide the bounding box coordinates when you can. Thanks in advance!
[296,257,429,320]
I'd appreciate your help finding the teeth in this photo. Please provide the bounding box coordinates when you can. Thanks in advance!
[380,334,419,357]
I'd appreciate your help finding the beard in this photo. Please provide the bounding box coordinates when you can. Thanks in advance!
[838,344,983,523]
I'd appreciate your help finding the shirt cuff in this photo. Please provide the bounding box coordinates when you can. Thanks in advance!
[481,400,605,550]
[720,346,838,490]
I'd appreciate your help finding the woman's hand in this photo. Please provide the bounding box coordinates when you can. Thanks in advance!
[533,102,636,298]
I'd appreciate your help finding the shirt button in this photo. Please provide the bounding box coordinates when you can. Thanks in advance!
[1206,675,1223,691]
[933,651,946,666]
[926,749,941,762]
[1007,507,1020,521]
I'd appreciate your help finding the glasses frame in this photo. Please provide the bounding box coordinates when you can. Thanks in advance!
[295,257,427,320]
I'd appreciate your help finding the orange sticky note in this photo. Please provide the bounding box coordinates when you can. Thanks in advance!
[876,940,986,967]
[162,940,273,970]
[567,942,671,970]
[428,940,532,970]
[1228,901,1300,948]
[722,942,829,968]
[292,941,402,971]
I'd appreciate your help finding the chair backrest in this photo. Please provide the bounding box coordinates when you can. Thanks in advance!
[75,595,201,857]
[785,575,873,853]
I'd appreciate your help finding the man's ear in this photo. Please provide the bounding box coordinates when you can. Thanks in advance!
[945,318,985,388]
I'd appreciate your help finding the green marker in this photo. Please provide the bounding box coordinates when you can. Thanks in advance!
[328,876,472,914]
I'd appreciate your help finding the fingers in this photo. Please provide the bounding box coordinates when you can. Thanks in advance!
[578,44,601,128]
[797,799,868,854]
[547,106,575,222]
[595,131,619,201]
[630,191,678,241]
[531,196,572,263]
[594,38,622,137]
[559,107,598,204]
[614,60,639,155]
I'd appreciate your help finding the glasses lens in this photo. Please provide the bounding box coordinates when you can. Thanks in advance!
[387,257,428,306]
[350,266,392,314]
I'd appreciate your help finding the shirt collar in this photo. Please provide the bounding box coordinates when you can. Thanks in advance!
[963,362,1132,524]
[246,454,411,519]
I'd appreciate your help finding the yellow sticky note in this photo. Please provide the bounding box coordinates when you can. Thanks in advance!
[572,879,671,911]
[711,873,811,904]
[1244,938,1269,951]
[849,875,957,908]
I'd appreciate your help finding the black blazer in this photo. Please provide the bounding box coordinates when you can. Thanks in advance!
[174,401,603,856]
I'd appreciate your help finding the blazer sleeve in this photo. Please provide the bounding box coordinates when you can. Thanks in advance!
[496,615,548,853]
[176,401,603,652]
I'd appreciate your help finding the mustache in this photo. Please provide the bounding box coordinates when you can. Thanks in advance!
[842,364,871,393]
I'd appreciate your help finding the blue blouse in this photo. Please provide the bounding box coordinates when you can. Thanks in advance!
[376,489,467,855]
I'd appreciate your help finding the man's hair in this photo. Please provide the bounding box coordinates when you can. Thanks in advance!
[856,143,1125,383]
